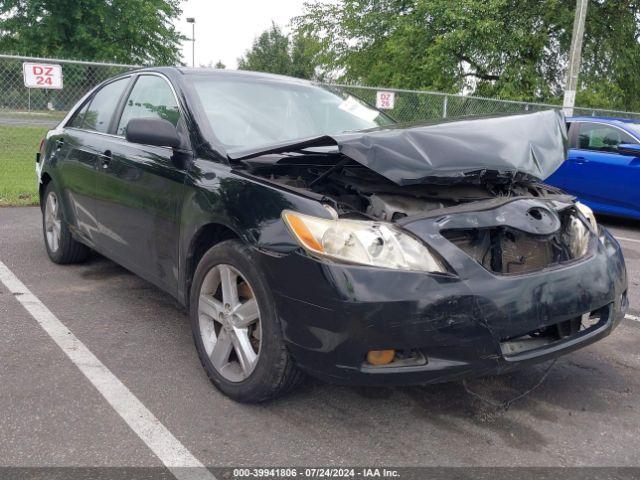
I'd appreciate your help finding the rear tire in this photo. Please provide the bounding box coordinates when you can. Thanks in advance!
[190,240,304,402]
[42,182,90,264]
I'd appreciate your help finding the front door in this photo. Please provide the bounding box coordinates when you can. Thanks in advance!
[562,122,640,217]
[93,74,189,294]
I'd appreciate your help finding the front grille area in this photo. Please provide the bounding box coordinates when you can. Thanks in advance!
[499,304,611,357]
[442,207,591,275]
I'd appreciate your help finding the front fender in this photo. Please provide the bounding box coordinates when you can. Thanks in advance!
[177,158,329,303]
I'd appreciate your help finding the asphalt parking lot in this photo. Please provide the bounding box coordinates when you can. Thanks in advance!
[1,206,640,472]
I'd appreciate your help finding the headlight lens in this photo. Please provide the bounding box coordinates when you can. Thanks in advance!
[282,210,446,272]
[576,201,597,230]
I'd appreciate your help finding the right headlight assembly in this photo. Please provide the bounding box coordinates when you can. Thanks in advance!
[566,202,597,259]
[567,213,591,258]
[282,210,446,273]
[576,201,597,230]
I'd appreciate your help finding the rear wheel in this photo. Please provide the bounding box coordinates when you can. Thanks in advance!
[42,182,89,264]
[190,240,303,402]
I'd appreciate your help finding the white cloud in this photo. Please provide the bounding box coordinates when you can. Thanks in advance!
[176,0,307,69]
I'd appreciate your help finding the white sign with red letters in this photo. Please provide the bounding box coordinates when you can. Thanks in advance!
[22,62,63,89]
[376,91,395,110]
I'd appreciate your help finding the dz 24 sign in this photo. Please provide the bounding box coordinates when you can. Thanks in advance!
[23,62,63,89]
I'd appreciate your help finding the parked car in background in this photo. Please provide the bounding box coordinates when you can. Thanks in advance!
[546,117,640,220]
[36,68,628,402]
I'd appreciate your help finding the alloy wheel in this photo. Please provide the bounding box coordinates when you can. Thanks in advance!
[198,264,262,382]
[44,191,62,253]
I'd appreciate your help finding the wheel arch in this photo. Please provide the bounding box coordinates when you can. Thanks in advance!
[39,172,53,208]
[184,222,241,304]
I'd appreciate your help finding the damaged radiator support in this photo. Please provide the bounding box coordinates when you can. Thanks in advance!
[441,206,590,275]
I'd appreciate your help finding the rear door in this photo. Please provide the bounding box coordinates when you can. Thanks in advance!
[561,121,640,217]
[56,77,132,244]
[93,73,189,294]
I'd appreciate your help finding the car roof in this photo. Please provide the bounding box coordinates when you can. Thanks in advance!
[128,66,313,86]
[568,116,640,126]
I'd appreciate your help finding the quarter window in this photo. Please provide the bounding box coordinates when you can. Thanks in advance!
[577,123,638,153]
[82,78,130,133]
[117,75,181,136]
[67,101,89,128]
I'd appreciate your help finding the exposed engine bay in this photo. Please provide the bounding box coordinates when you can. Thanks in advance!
[231,110,588,276]
[230,109,570,224]
[240,151,565,222]
[237,150,592,276]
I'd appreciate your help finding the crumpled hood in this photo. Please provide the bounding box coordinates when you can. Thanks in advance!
[333,109,568,185]
[229,109,568,186]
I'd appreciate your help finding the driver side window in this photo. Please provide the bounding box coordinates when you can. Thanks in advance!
[577,123,637,153]
[117,75,181,137]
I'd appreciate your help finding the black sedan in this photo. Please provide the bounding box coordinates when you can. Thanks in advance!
[37,68,628,402]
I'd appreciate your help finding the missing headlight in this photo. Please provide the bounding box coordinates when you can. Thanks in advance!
[442,207,593,275]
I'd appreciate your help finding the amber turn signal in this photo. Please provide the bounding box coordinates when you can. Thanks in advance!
[367,349,395,366]
[283,212,324,252]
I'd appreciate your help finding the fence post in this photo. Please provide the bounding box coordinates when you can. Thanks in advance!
[443,95,448,119]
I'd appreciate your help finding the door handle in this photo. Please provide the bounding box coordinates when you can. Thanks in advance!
[55,138,64,150]
[100,150,112,169]
[570,156,587,164]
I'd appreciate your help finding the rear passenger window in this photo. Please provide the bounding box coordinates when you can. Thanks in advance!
[577,123,637,153]
[116,75,181,136]
[82,78,130,133]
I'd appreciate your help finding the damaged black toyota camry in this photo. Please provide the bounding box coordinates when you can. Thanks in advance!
[37,68,628,402]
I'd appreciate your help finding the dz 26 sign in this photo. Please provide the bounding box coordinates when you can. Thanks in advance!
[376,91,395,110]
[23,62,63,89]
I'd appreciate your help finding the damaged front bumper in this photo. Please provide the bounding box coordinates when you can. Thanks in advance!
[257,203,628,386]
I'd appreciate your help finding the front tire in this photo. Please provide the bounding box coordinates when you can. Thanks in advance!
[190,240,303,402]
[42,182,89,264]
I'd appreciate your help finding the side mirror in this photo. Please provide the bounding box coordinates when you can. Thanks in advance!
[617,143,640,157]
[125,118,180,148]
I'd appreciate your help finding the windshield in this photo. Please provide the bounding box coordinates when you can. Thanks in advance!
[189,76,394,152]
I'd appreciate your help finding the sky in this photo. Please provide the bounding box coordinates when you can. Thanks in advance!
[176,0,308,69]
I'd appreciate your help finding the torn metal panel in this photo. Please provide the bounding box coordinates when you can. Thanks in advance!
[229,110,569,186]
[335,110,569,185]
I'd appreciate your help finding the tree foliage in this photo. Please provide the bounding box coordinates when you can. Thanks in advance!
[294,0,640,110]
[0,0,185,65]
[237,22,321,79]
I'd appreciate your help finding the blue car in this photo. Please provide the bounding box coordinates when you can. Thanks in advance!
[546,116,640,220]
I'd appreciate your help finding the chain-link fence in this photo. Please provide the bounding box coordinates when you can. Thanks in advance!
[0,54,138,205]
[2,53,640,206]
[332,83,640,123]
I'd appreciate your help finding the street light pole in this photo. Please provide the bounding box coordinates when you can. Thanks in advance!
[186,17,196,67]
[563,0,589,117]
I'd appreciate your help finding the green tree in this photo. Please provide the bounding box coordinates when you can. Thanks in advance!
[0,0,185,65]
[289,30,322,79]
[237,22,320,79]
[294,0,640,111]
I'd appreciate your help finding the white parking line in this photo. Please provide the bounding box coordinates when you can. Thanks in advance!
[0,262,216,480]
[615,236,640,245]
[626,314,640,323]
